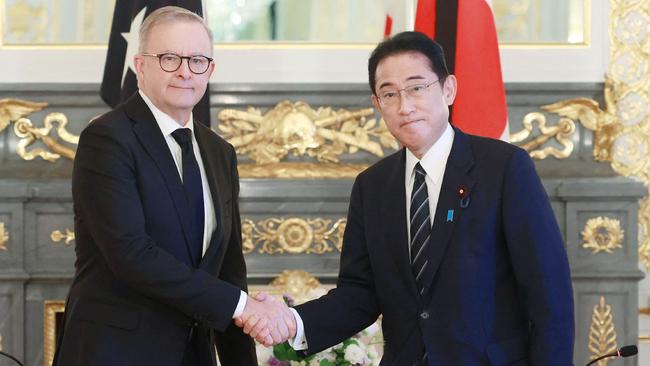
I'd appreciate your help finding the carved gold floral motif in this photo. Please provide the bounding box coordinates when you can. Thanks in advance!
[581,217,624,254]
[50,229,75,245]
[509,112,576,159]
[588,297,618,366]
[218,101,398,178]
[0,222,8,251]
[242,217,346,255]
[0,98,47,134]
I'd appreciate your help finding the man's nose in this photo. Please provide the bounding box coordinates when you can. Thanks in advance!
[398,92,415,114]
[176,59,192,78]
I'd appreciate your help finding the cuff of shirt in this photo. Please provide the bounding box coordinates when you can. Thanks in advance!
[232,290,247,318]
[287,308,308,350]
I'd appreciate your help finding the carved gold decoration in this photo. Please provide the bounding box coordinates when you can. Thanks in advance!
[542,1,650,269]
[0,98,80,163]
[588,297,618,366]
[268,270,326,305]
[640,307,650,315]
[218,101,398,178]
[44,301,66,366]
[541,80,622,162]
[581,217,625,254]
[0,222,8,251]
[15,112,79,162]
[51,229,75,245]
[242,217,346,255]
[0,98,48,134]
[0,333,2,351]
[509,112,576,159]
[237,162,370,179]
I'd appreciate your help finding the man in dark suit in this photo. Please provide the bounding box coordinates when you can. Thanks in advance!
[53,6,293,366]
[245,31,574,365]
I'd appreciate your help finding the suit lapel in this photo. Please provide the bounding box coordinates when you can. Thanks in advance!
[126,93,198,264]
[382,150,420,299]
[420,129,476,298]
[193,122,232,268]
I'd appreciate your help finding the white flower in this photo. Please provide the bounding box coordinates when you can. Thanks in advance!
[344,344,367,364]
[255,344,274,362]
[290,360,306,366]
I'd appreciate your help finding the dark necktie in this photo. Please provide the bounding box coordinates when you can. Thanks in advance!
[410,162,432,296]
[411,163,431,365]
[171,128,204,265]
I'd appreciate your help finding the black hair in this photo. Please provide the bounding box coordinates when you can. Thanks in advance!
[368,31,449,95]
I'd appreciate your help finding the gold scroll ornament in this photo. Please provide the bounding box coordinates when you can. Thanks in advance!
[217,101,398,178]
[581,217,624,254]
[509,111,576,159]
[0,99,79,162]
[242,217,345,255]
[588,297,618,366]
[0,222,8,251]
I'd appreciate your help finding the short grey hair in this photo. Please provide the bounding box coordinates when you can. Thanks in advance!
[138,6,213,54]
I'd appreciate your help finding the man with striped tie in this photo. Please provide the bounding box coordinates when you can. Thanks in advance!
[244,31,575,365]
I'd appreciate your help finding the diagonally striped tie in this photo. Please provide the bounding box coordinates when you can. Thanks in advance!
[410,163,432,296]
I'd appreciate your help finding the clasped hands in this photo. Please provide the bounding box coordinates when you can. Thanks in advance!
[235,292,297,346]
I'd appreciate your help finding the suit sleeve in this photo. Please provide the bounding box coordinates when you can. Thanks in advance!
[294,177,381,354]
[213,144,257,365]
[73,122,241,331]
[501,148,574,365]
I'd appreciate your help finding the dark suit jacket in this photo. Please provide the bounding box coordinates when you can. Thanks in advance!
[296,127,574,365]
[53,93,256,366]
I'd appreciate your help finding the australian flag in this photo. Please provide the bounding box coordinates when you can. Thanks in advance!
[100,0,211,125]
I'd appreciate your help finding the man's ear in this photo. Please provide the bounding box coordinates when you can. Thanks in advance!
[134,54,145,80]
[442,75,458,105]
[371,94,381,112]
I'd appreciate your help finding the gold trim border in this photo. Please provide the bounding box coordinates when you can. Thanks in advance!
[44,300,65,366]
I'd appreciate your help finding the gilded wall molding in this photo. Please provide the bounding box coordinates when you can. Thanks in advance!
[217,101,398,179]
[509,111,576,159]
[43,301,65,366]
[242,217,346,255]
[0,333,3,351]
[538,0,650,269]
[267,270,326,304]
[588,296,618,366]
[50,229,75,245]
[581,217,624,254]
[0,99,79,163]
[0,222,8,251]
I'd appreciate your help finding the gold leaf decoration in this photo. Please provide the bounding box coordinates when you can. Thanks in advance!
[268,270,325,305]
[588,297,618,366]
[217,101,398,178]
[510,112,576,159]
[242,217,346,255]
[14,112,79,162]
[0,222,9,251]
[581,217,624,254]
[0,98,48,134]
[50,229,75,245]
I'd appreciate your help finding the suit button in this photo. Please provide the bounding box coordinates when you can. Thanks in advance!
[420,311,429,320]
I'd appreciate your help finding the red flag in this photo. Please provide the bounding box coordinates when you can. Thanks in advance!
[415,0,508,140]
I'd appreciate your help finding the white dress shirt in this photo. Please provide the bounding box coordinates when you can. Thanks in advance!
[139,91,247,318]
[289,123,455,350]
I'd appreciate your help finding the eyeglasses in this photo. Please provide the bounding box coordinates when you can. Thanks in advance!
[377,79,441,107]
[142,52,213,74]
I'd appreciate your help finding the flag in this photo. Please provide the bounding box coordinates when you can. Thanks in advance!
[100,0,211,125]
[415,0,508,140]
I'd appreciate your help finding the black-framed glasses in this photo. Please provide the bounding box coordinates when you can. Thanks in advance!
[377,79,441,107]
[142,52,213,74]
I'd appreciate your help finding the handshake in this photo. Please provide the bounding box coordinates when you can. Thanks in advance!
[235,292,298,347]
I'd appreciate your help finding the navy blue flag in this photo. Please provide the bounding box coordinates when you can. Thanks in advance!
[100,0,211,125]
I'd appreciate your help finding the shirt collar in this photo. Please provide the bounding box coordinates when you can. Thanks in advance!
[405,123,454,185]
[139,90,194,137]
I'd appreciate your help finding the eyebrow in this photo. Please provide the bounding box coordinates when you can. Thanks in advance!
[377,75,427,90]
